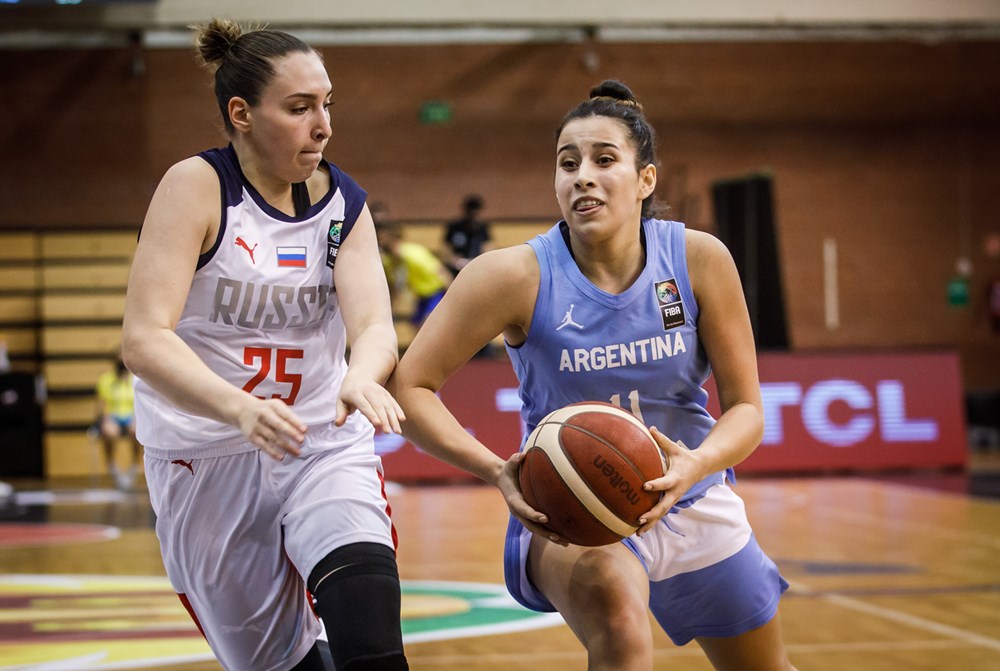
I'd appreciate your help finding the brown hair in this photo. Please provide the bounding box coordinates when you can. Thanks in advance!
[558,80,660,218]
[193,18,317,133]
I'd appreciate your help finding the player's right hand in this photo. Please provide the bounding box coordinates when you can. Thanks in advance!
[498,452,568,546]
[238,397,307,460]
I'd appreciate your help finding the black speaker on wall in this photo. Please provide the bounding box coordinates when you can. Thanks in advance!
[710,174,789,350]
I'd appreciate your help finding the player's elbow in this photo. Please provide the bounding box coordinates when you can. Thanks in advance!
[119,331,145,379]
[120,317,161,379]
[743,401,766,451]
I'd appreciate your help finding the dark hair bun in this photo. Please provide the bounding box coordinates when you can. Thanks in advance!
[589,80,639,105]
[194,17,243,68]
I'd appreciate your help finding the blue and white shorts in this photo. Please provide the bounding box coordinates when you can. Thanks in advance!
[504,481,788,646]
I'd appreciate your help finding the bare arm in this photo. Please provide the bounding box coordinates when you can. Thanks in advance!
[640,230,764,532]
[121,158,305,458]
[686,230,764,469]
[392,245,555,535]
[332,204,405,433]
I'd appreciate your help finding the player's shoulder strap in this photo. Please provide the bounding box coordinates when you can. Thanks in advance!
[292,181,310,217]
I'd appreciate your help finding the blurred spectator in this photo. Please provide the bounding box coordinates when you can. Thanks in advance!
[95,355,142,489]
[441,194,493,276]
[374,205,451,327]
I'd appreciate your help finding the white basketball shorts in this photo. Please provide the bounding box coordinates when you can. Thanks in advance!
[145,422,397,671]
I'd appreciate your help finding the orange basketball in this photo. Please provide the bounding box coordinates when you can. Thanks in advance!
[518,401,666,546]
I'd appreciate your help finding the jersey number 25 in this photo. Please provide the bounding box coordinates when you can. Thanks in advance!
[242,347,303,405]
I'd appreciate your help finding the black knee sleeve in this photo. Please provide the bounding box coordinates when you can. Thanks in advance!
[289,642,327,671]
[307,542,408,671]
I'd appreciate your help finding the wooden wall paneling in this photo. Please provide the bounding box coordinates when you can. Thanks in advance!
[0,328,38,357]
[0,233,38,261]
[45,396,98,426]
[0,232,39,371]
[41,263,131,290]
[42,324,122,359]
[43,431,97,478]
[0,296,37,323]
[397,220,551,252]
[41,232,137,259]
[35,232,132,477]
[0,267,38,292]
[489,221,552,247]
[45,359,113,391]
[41,294,126,322]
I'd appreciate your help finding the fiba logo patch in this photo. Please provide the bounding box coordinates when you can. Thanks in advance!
[654,278,685,330]
[327,220,344,269]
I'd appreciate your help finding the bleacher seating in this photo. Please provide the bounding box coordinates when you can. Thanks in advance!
[0,220,552,477]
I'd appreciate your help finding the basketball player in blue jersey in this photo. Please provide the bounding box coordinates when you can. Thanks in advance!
[122,18,408,671]
[394,80,796,670]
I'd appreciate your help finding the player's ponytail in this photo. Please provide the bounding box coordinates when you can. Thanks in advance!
[587,80,644,111]
[193,17,242,70]
[191,18,316,134]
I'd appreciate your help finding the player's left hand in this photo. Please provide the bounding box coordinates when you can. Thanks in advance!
[335,371,405,434]
[498,452,568,547]
[635,427,707,535]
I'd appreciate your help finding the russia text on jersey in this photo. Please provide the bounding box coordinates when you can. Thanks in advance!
[210,278,335,330]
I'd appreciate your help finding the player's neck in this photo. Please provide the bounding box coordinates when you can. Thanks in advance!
[232,145,297,216]
[565,222,646,295]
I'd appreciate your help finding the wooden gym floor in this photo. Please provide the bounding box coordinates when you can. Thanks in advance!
[2,453,1000,670]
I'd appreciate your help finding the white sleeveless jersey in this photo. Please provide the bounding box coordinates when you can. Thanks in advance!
[135,145,370,455]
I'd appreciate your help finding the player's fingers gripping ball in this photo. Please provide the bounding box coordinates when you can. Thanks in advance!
[518,401,667,546]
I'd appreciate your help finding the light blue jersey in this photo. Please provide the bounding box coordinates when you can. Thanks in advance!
[503,220,787,642]
[506,218,731,504]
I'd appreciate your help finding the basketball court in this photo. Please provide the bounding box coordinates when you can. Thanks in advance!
[2,450,999,670]
[1,3,999,670]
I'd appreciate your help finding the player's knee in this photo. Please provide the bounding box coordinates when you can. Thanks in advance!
[307,542,408,671]
[574,552,649,629]
[573,550,641,596]
[601,607,652,654]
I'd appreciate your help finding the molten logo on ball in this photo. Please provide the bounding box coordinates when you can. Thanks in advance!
[592,455,642,506]
[519,402,666,546]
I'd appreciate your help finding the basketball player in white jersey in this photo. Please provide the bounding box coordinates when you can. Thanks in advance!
[122,18,408,671]
[393,81,796,670]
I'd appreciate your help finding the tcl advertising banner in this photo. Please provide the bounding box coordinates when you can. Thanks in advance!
[725,351,966,472]
[377,351,967,481]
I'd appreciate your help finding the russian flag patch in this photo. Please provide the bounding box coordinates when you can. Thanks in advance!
[276,246,307,268]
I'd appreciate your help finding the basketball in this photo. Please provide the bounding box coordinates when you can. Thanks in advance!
[518,401,667,546]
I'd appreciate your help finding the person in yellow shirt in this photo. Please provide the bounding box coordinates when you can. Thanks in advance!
[376,217,452,326]
[95,356,142,489]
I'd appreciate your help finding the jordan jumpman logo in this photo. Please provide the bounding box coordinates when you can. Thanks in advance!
[556,304,585,330]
